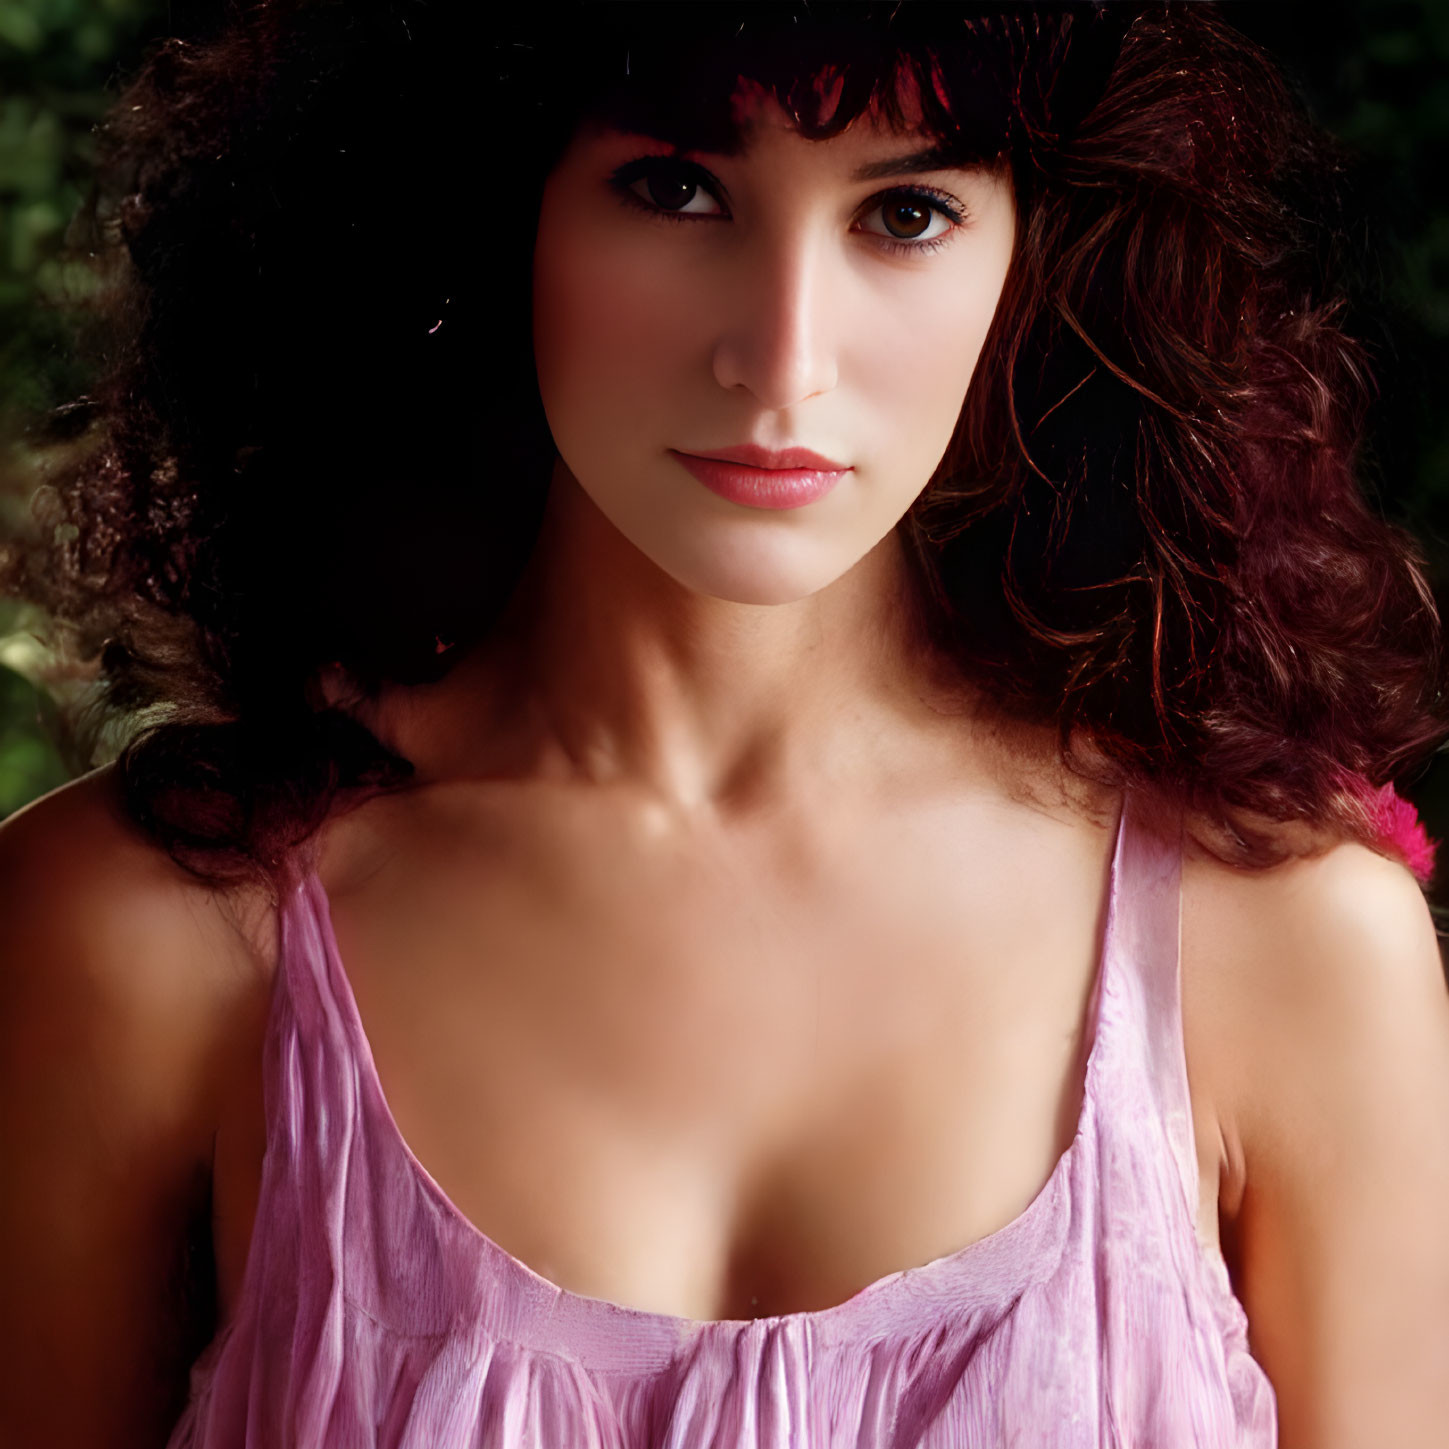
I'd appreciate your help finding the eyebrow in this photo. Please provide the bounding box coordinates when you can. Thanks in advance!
[849,145,983,181]
[602,124,988,184]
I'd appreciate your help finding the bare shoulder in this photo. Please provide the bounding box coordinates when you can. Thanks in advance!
[1180,828,1449,1446]
[0,764,276,1447]
[1180,830,1443,1181]
[0,763,275,1033]
[0,761,278,1191]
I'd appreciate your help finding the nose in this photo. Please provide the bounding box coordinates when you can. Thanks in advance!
[710,222,840,410]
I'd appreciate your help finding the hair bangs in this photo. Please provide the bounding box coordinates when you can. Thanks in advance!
[543,3,1018,171]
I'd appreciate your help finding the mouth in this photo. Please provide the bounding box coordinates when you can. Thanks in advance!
[676,443,851,472]
[668,448,850,511]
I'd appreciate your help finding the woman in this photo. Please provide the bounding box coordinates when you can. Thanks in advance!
[2,1,1447,1444]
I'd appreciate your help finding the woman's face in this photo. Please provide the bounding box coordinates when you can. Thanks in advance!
[531,93,1017,606]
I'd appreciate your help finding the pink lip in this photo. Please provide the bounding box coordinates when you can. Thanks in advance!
[669,447,850,510]
[680,443,850,472]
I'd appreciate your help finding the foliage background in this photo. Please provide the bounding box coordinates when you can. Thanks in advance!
[3,0,1449,905]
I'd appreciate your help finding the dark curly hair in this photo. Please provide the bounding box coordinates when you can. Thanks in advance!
[3,0,1444,893]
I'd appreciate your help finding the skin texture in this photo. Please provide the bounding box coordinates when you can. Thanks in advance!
[1182,840,1449,1449]
[531,101,1016,612]
[3,89,1449,1449]
[0,771,272,1449]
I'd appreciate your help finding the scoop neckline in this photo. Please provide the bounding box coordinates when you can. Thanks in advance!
[296,793,1129,1352]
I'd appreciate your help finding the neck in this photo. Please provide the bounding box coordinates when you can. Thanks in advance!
[417,462,976,822]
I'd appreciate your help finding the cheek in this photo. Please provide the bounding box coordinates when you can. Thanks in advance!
[870,196,1016,465]
[853,275,1002,474]
[533,224,689,435]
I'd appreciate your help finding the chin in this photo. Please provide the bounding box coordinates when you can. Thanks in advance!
[657,552,857,608]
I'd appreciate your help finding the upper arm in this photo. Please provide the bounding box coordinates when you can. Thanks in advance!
[0,769,260,1448]
[1188,840,1449,1449]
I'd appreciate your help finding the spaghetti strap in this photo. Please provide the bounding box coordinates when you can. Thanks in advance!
[1106,788,1196,1221]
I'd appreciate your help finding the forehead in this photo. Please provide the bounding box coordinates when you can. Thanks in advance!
[726,65,935,138]
[560,20,1012,172]
[574,70,997,177]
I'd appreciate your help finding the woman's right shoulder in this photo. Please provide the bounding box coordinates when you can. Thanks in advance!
[0,764,278,1446]
[0,763,279,1183]
[0,761,279,1173]
[0,761,278,1010]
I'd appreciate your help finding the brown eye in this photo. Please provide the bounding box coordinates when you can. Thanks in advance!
[882,199,932,240]
[643,167,699,212]
[856,187,964,252]
[611,157,725,219]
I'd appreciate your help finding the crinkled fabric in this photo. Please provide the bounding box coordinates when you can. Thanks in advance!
[167,788,1277,1447]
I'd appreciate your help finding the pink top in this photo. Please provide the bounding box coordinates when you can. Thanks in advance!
[166,787,1278,1446]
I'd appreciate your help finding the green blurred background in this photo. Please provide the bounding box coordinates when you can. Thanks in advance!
[3,0,1449,905]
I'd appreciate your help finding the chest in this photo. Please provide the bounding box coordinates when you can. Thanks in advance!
[209,804,1225,1326]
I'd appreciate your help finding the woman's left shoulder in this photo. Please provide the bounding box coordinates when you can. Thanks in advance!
[1180,832,1449,1446]
[1179,830,1444,1064]
[1181,826,1442,994]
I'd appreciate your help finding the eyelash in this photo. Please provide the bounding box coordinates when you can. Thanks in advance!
[606,156,969,258]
